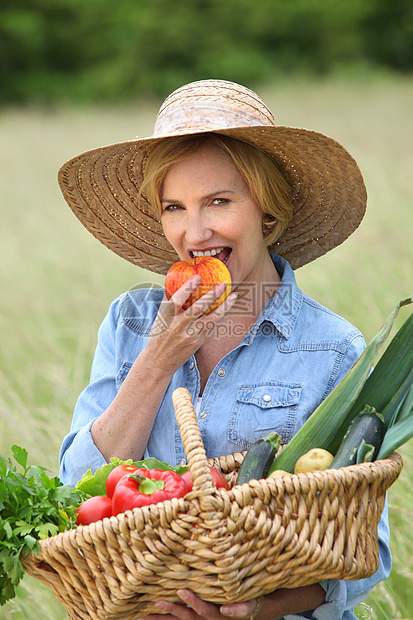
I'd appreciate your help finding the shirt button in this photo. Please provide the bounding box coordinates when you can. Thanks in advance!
[262,394,272,403]
[180,458,187,466]
[199,411,207,419]
[217,368,226,377]
[189,361,195,370]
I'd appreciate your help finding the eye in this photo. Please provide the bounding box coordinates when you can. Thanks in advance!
[162,204,184,213]
[211,198,229,206]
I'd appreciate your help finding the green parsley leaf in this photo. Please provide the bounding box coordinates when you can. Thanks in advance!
[11,446,28,472]
[0,445,83,605]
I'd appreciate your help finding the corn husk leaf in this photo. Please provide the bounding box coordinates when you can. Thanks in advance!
[377,379,413,459]
[382,368,413,429]
[377,405,413,459]
[394,380,413,425]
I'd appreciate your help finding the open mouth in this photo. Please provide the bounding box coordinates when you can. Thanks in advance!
[190,247,232,264]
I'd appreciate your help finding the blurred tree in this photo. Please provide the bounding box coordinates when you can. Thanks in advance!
[361,0,413,71]
[0,0,411,105]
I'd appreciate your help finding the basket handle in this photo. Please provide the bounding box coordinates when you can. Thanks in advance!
[172,388,218,504]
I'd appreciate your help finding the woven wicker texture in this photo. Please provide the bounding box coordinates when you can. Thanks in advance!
[58,80,367,274]
[22,388,402,620]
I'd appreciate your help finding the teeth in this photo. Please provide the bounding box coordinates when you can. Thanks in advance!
[192,247,224,257]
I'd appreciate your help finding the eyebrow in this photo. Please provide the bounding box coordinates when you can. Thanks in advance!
[161,189,235,204]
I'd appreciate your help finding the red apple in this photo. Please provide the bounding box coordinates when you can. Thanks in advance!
[165,256,232,314]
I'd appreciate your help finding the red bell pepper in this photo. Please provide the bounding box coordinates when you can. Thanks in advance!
[112,468,187,516]
[181,466,229,493]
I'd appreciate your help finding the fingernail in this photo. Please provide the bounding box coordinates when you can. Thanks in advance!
[220,605,234,616]
[177,589,189,601]
[155,602,167,611]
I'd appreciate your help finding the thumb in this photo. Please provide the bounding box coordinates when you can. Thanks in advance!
[220,597,263,619]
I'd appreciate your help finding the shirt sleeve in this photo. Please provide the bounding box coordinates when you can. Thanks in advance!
[59,297,122,486]
[323,331,366,399]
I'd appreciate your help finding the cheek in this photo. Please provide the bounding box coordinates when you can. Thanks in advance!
[161,217,185,255]
[161,216,176,242]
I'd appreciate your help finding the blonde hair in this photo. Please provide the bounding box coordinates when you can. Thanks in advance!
[140,133,293,246]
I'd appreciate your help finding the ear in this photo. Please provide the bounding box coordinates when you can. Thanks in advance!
[262,213,276,240]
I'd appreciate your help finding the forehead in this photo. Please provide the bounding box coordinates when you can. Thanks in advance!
[163,144,241,186]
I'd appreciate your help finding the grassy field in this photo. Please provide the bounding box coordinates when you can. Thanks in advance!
[0,73,412,619]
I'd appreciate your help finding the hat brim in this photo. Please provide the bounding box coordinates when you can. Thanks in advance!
[58,124,366,274]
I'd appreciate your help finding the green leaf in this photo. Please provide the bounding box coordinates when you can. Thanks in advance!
[23,535,38,551]
[0,551,24,586]
[393,380,413,425]
[12,521,34,537]
[132,457,189,475]
[0,444,84,604]
[35,523,60,539]
[3,522,13,540]
[0,455,7,477]
[128,472,165,494]
[11,446,28,472]
[377,409,413,460]
[356,440,375,464]
[27,465,49,483]
[8,557,24,587]
[75,463,116,497]
[0,577,16,606]
[109,457,135,467]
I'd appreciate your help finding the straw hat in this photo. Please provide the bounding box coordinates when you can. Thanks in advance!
[58,79,367,274]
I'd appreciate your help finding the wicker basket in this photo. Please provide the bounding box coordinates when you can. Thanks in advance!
[22,388,403,620]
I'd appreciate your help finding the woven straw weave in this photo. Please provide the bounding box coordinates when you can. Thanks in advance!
[22,388,402,620]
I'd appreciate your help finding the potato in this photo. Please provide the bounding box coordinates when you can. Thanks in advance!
[294,448,334,474]
[267,469,290,479]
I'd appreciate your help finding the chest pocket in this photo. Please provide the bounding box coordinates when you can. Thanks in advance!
[228,382,302,449]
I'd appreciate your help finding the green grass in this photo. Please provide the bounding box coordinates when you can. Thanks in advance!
[0,74,412,619]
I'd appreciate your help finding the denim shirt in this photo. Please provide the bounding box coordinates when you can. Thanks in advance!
[59,255,391,619]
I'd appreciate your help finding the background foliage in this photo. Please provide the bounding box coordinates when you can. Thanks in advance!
[1,0,413,105]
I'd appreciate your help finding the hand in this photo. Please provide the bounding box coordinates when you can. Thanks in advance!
[145,589,263,620]
[145,276,237,374]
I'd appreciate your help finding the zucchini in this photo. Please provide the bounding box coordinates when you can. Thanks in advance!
[237,431,282,484]
[329,405,385,469]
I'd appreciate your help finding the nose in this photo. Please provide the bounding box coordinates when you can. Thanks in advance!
[185,211,213,247]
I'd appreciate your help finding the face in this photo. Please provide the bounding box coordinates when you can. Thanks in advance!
[160,145,274,288]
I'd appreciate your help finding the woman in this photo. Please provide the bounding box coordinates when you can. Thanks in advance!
[58,80,391,619]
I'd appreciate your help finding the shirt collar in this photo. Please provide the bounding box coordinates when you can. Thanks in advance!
[255,254,302,339]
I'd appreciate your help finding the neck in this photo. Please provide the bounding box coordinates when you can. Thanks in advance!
[230,253,281,321]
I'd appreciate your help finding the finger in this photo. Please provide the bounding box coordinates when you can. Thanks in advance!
[190,289,238,325]
[177,589,221,619]
[188,281,240,318]
[169,275,202,312]
[209,291,238,317]
[185,282,227,318]
[153,599,194,620]
[220,599,259,619]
